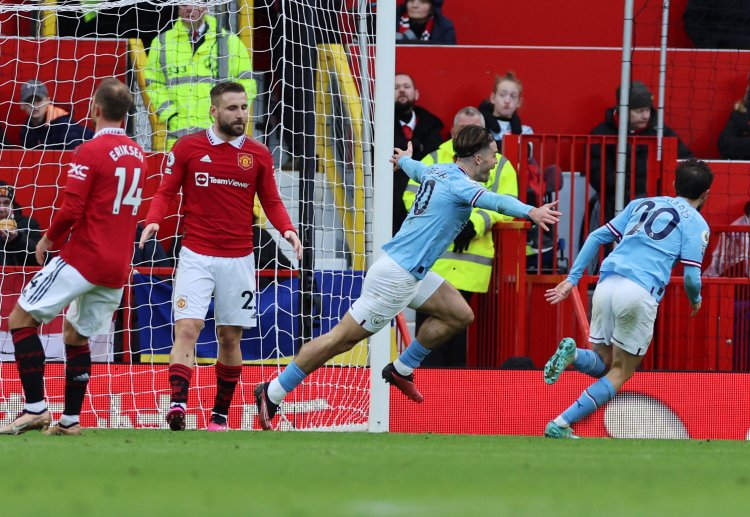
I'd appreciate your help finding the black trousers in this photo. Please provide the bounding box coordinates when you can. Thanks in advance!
[415,290,474,368]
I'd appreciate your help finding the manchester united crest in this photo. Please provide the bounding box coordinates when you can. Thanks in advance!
[238,154,253,170]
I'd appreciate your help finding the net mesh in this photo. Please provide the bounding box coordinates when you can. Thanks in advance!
[0,0,377,430]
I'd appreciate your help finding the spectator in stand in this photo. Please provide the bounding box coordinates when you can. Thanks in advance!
[684,0,750,50]
[0,182,41,267]
[479,72,534,150]
[19,80,94,151]
[718,77,750,159]
[393,72,443,234]
[146,4,257,151]
[589,81,692,224]
[395,0,456,45]
[403,106,518,367]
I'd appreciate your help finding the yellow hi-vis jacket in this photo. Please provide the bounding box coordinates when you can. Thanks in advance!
[403,139,519,293]
[145,15,257,150]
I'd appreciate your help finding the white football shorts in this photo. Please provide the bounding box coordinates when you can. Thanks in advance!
[349,254,444,333]
[18,257,123,337]
[589,273,659,356]
[173,246,257,328]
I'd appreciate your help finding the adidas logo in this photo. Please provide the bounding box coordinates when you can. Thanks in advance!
[73,373,90,382]
[200,155,212,163]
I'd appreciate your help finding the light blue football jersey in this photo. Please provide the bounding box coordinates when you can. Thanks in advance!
[569,196,709,301]
[383,157,532,279]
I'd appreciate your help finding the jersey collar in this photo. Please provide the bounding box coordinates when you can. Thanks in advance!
[93,128,126,138]
[207,127,246,148]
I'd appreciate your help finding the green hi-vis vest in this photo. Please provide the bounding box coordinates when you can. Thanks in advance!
[145,15,257,150]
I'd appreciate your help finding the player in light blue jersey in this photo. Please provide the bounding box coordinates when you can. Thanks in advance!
[253,126,561,429]
[541,158,713,439]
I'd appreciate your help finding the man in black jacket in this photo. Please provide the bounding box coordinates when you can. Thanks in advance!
[393,73,443,234]
[589,81,693,222]
[0,182,41,267]
[19,80,94,151]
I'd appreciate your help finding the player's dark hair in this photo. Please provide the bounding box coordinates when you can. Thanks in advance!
[674,159,713,200]
[94,77,133,121]
[210,81,246,106]
[454,125,494,158]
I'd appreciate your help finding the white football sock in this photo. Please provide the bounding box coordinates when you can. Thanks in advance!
[393,359,413,376]
[267,378,287,405]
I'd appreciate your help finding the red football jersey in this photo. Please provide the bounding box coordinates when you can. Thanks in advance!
[146,128,296,258]
[46,128,147,288]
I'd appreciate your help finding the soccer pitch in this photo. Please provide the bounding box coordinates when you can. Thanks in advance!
[1,431,748,516]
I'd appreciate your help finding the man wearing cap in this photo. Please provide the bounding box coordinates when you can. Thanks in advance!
[19,80,94,151]
[589,80,693,223]
[0,182,41,267]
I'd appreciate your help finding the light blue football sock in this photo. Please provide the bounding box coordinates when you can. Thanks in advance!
[394,339,431,375]
[573,348,606,377]
[560,377,616,426]
[276,361,307,393]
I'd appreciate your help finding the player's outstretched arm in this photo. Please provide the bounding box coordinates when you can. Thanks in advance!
[527,201,562,232]
[545,280,574,305]
[284,230,303,260]
[138,223,160,249]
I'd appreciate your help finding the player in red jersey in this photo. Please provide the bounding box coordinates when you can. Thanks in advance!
[139,81,302,432]
[0,78,146,436]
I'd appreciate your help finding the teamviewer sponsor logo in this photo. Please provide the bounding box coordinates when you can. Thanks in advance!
[195,172,209,187]
[193,172,249,189]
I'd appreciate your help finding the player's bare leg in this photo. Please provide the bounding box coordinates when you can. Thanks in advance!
[0,305,50,435]
[208,325,243,431]
[44,319,89,436]
[255,315,372,430]
[411,282,474,349]
[383,282,474,403]
[166,318,202,431]
[604,345,643,390]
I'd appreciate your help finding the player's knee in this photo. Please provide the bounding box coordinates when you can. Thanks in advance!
[174,319,202,342]
[454,305,474,330]
[8,305,39,330]
[63,326,88,347]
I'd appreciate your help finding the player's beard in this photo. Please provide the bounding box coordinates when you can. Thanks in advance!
[218,118,246,137]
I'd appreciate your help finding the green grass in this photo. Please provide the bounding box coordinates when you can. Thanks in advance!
[1,431,749,516]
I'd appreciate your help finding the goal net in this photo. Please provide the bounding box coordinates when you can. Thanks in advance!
[0,0,383,431]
